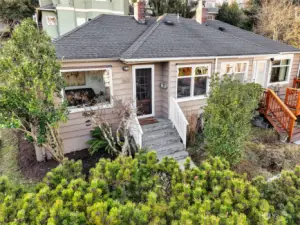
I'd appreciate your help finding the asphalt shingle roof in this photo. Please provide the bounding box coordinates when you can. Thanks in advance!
[54,14,300,60]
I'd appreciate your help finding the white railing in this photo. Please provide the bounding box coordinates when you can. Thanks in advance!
[129,115,143,148]
[169,97,189,147]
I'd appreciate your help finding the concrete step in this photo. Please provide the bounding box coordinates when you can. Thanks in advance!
[158,150,189,161]
[143,135,181,149]
[142,119,173,133]
[156,142,185,156]
[142,127,178,142]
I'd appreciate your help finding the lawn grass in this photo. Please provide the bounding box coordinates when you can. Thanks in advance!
[0,129,36,189]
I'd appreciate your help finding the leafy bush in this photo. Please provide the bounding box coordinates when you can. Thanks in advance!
[87,127,109,156]
[0,152,289,224]
[253,166,300,225]
[203,74,263,164]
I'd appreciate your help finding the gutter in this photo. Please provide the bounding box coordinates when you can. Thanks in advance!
[57,57,120,63]
[120,54,279,63]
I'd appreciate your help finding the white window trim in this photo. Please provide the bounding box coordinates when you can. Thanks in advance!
[297,63,300,78]
[60,67,113,114]
[176,64,211,102]
[132,64,155,119]
[267,54,294,86]
[220,61,249,82]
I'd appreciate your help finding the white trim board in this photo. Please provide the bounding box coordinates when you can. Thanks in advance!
[56,6,125,15]
[132,64,155,119]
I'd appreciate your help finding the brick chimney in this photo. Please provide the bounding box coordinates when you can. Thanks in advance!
[196,0,207,24]
[134,0,146,23]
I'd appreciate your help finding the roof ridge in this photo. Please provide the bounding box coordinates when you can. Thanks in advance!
[120,14,167,59]
[203,20,272,52]
[53,14,105,43]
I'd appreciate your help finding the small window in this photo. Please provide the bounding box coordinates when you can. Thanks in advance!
[221,62,248,82]
[270,59,291,83]
[62,69,111,109]
[76,17,86,26]
[177,64,211,99]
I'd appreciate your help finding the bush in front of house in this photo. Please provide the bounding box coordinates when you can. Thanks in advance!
[0,152,286,225]
[203,74,263,164]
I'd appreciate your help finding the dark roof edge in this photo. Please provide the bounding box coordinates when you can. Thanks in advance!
[121,14,166,59]
[53,14,105,43]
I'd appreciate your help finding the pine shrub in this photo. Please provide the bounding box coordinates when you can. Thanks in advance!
[0,152,293,224]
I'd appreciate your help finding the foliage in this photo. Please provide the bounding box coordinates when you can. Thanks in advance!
[1,152,289,224]
[0,19,67,162]
[148,0,198,18]
[203,74,263,164]
[252,166,300,225]
[87,127,111,156]
[255,0,300,48]
[84,99,137,157]
[0,0,35,32]
[243,0,262,30]
[216,2,250,30]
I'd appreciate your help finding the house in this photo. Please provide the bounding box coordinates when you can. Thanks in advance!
[46,0,300,163]
[36,0,129,38]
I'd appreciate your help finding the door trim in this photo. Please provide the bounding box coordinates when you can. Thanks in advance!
[132,64,155,119]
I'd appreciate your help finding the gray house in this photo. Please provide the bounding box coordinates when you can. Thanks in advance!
[36,0,129,38]
[37,0,300,163]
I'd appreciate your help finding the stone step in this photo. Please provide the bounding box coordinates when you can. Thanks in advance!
[158,150,189,161]
[142,127,178,142]
[156,142,185,156]
[143,135,181,149]
[141,119,173,133]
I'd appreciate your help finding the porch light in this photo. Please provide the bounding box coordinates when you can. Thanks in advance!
[122,66,130,71]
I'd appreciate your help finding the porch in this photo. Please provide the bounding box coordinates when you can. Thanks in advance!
[260,78,300,142]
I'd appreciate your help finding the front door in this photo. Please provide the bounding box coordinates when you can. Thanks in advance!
[254,60,268,88]
[134,66,154,118]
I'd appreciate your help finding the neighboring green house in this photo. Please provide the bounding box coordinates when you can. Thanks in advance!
[36,0,129,38]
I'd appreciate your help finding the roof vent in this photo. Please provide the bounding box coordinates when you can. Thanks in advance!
[164,20,174,26]
[218,27,225,31]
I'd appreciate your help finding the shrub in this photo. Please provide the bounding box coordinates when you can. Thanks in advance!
[86,127,109,156]
[0,152,288,224]
[253,166,300,225]
[203,74,263,164]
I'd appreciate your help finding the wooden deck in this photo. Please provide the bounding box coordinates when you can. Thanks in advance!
[260,79,300,142]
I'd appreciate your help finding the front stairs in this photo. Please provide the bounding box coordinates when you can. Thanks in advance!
[140,118,191,167]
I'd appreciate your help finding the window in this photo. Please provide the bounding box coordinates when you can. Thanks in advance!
[270,59,291,83]
[61,69,111,109]
[177,64,211,99]
[220,62,248,82]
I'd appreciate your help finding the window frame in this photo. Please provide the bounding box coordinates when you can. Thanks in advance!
[60,67,113,114]
[176,64,211,102]
[220,61,249,82]
[267,55,293,86]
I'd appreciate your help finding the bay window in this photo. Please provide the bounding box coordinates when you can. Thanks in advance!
[61,68,112,109]
[270,59,291,83]
[220,62,248,82]
[177,64,211,99]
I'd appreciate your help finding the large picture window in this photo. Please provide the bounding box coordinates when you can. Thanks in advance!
[61,69,111,109]
[270,59,291,83]
[220,62,248,82]
[177,64,211,99]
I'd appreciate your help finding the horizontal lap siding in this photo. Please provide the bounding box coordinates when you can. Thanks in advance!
[59,61,164,153]
[60,61,133,153]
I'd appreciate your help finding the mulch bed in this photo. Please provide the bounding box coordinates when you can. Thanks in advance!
[17,132,113,182]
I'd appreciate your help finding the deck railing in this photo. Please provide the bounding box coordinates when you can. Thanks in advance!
[129,115,143,148]
[169,97,189,147]
[285,88,300,116]
[265,89,296,139]
[293,78,300,89]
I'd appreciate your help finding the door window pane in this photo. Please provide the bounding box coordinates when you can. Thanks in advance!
[178,67,192,77]
[194,77,207,96]
[177,78,191,98]
[136,68,152,116]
